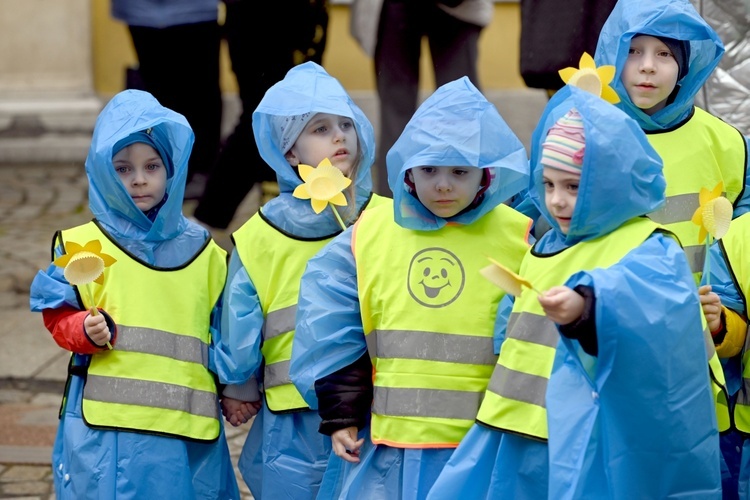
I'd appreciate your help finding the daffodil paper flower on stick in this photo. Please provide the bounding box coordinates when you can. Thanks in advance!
[559,52,621,104]
[53,239,117,349]
[480,257,541,297]
[293,158,352,230]
[691,182,733,284]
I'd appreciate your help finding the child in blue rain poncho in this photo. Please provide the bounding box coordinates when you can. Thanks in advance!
[290,77,532,500]
[700,217,750,499]
[428,86,721,500]
[595,0,748,490]
[594,0,750,277]
[210,62,387,500]
[28,90,239,499]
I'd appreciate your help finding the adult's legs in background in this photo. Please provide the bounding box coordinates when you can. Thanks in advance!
[129,22,222,187]
[194,0,329,229]
[426,8,481,89]
[373,0,424,196]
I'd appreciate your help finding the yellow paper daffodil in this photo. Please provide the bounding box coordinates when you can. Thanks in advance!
[691,182,733,243]
[480,257,541,297]
[53,239,117,285]
[559,52,621,104]
[293,158,352,230]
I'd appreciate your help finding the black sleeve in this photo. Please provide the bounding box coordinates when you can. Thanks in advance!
[315,352,373,436]
[558,285,598,356]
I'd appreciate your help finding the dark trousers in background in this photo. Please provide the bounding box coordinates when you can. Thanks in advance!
[129,22,222,183]
[194,0,328,229]
[374,0,481,195]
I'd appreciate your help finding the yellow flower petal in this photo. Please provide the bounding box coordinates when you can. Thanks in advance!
[298,164,315,182]
[596,65,616,85]
[82,240,102,254]
[480,257,536,297]
[698,225,708,244]
[709,182,724,200]
[558,67,578,84]
[579,52,596,70]
[311,198,328,214]
[328,192,348,207]
[600,85,621,104]
[691,206,704,226]
[100,253,117,267]
[293,184,312,200]
[53,254,72,268]
[64,241,84,255]
[94,273,105,285]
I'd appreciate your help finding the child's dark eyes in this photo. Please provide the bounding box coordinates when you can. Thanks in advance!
[453,169,469,176]
[567,184,579,192]
[340,121,353,130]
[114,166,129,174]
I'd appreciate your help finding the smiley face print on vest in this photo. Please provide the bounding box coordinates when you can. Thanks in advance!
[407,247,466,308]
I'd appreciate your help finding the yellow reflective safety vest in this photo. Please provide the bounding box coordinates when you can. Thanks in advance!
[646,107,747,281]
[721,216,750,433]
[476,217,728,438]
[236,194,389,413]
[60,221,227,442]
[353,203,532,448]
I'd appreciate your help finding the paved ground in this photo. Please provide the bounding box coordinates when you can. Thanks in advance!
[0,88,547,499]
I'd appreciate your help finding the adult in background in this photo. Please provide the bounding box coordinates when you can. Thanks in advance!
[351,0,492,196]
[111,0,222,198]
[192,0,329,231]
[519,0,617,97]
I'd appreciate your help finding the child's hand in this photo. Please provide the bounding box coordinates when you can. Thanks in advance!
[699,285,723,333]
[221,396,261,427]
[538,286,584,325]
[84,310,111,347]
[331,426,364,464]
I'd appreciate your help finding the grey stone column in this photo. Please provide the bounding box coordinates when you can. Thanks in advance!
[0,0,102,163]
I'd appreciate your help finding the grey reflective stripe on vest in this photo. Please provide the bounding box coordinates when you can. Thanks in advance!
[648,193,700,225]
[264,360,292,389]
[684,245,706,274]
[485,312,559,407]
[263,304,297,341]
[116,325,209,367]
[505,312,560,348]
[85,374,219,419]
[485,364,548,408]
[372,386,483,420]
[365,330,497,365]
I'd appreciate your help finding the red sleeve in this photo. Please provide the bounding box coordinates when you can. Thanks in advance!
[42,306,110,354]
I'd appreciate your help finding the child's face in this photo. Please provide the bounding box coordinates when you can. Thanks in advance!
[543,167,580,235]
[285,113,359,177]
[113,142,168,212]
[407,166,484,218]
[621,35,680,115]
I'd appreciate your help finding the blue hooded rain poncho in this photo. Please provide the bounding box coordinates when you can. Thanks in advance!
[594,0,750,214]
[428,86,721,499]
[29,89,239,499]
[290,77,530,500]
[210,62,381,499]
[597,1,750,492]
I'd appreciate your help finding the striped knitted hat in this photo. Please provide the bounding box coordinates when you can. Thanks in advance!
[541,109,586,174]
